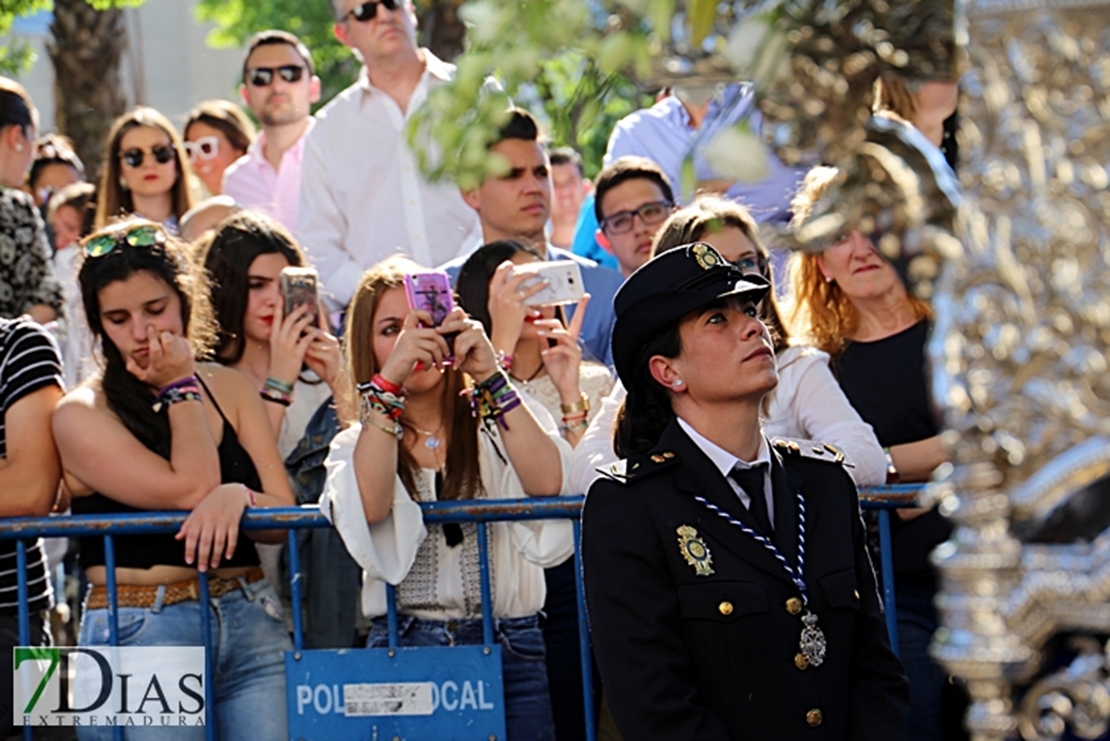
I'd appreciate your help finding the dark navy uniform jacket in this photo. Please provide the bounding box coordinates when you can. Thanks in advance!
[582,419,909,740]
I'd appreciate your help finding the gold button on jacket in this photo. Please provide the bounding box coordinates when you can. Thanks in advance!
[718,601,733,616]
[785,597,802,615]
[806,709,823,727]
[794,653,809,670]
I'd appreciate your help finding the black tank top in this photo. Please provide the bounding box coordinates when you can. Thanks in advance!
[74,377,263,570]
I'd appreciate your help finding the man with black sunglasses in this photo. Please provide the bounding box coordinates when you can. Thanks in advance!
[223,30,321,233]
[297,0,481,313]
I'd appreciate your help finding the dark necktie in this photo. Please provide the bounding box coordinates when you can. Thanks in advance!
[729,463,772,536]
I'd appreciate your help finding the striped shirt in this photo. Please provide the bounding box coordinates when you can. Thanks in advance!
[0,318,63,612]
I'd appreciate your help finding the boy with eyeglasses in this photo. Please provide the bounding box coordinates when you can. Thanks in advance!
[297,0,482,314]
[223,30,321,232]
[593,156,677,278]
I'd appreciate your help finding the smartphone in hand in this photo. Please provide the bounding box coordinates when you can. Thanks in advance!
[403,270,456,360]
[280,267,320,321]
[514,260,585,306]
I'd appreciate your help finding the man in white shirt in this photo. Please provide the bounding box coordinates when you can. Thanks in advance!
[442,109,624,366]
[223,31,321,233]
[298,0,482,312]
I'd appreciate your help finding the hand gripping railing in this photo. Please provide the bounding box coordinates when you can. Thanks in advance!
[0,487,919,741]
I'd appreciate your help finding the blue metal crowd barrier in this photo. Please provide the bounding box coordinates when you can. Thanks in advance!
[0,487,920,741]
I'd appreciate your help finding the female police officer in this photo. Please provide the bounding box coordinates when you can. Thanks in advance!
[582,244,909,740]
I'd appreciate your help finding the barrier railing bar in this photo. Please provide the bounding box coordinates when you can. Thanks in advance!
[876,509,899,656]
[573,520,597,741]
[287,529,305,653]
[103,535,122,741]
[476,524,495,648]
[386,583,399,649]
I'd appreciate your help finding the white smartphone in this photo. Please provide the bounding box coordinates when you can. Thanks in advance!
[515,260,586,307]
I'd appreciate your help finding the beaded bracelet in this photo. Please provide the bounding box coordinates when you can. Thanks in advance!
[471,371,522,430]
[260,387,292,406]
[560,416,590,435]
[496,350,514,373]
[152,384,202,413]
[264,377,294,395]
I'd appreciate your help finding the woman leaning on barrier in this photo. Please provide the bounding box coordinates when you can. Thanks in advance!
[51,218,294,740]
[320,255,574,741]
[581,244,908,740]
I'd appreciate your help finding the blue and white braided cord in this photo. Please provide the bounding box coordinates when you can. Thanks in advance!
[693,490,809,606]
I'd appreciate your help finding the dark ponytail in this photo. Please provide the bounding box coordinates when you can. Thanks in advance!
[0,80,33,134]
[613,323,682,458]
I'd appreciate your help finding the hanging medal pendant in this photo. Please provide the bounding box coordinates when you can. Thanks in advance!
[799,611,826,667]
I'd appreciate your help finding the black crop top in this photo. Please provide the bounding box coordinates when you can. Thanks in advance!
[74,378,263,570]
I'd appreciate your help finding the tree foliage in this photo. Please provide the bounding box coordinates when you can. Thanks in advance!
[0,0,52,73]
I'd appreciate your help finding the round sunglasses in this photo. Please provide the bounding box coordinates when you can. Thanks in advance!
[120,144,176,169]
[344,0,399,23]
[246,65,306,87]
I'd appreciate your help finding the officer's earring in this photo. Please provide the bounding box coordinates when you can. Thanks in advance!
[672,379,684,389]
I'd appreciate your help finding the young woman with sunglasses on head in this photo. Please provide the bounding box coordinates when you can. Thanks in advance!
[571,195,888,495]
[52,219,295,740]
[320,256,573,741]
[184,100,255,197]
[96,107,195,233]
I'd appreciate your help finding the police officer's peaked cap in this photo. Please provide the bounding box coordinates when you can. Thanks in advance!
[611,243,772,383]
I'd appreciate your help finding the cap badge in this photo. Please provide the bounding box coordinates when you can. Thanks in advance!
[677,525,714,576]
[691,243,723,270]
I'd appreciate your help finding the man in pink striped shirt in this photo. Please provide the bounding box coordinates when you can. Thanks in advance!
[222,30,320,232]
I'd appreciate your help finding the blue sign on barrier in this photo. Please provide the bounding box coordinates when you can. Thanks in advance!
[285,645,506,740]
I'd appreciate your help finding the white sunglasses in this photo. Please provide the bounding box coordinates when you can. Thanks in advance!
[184,135,219,161]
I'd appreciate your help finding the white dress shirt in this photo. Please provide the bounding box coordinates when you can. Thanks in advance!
[571,345,888,495]
[297,51,482,310]
[677,417,774,525]
[223,119,315,233]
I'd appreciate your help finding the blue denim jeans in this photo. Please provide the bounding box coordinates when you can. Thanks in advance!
[368,613,556,741]
[76,577,291,740]
[896,577,946,741]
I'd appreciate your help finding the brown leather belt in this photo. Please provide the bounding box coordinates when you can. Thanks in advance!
[85,568,265,610]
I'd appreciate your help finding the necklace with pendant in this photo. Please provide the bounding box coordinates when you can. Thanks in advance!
[693,487,827,668]
[412,424,444,450]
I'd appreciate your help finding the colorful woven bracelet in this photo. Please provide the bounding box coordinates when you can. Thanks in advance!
[471,371,522,430]
[260,387,292,407]
[371,373,403,396]
[157,375,200,397]
[153,385,202,413]
[263,377,295,395]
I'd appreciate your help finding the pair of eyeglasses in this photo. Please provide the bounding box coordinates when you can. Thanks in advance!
[600,200,674,235]
[120,145,176,169]
[730,253,768,277]
[246,65,306,87]
[84,224,166,258]
[184,136,219,161]
[345,0,399,23]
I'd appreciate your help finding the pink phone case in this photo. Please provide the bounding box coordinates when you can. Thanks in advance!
[403,271,454,327]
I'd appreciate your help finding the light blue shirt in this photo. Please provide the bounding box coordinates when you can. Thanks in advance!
[605,84,806,223]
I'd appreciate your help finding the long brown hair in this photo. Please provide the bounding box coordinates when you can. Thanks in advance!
[344,256,482,501]
[651,194,789,352]
[786,166,932,356]
[96,107,195,229]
